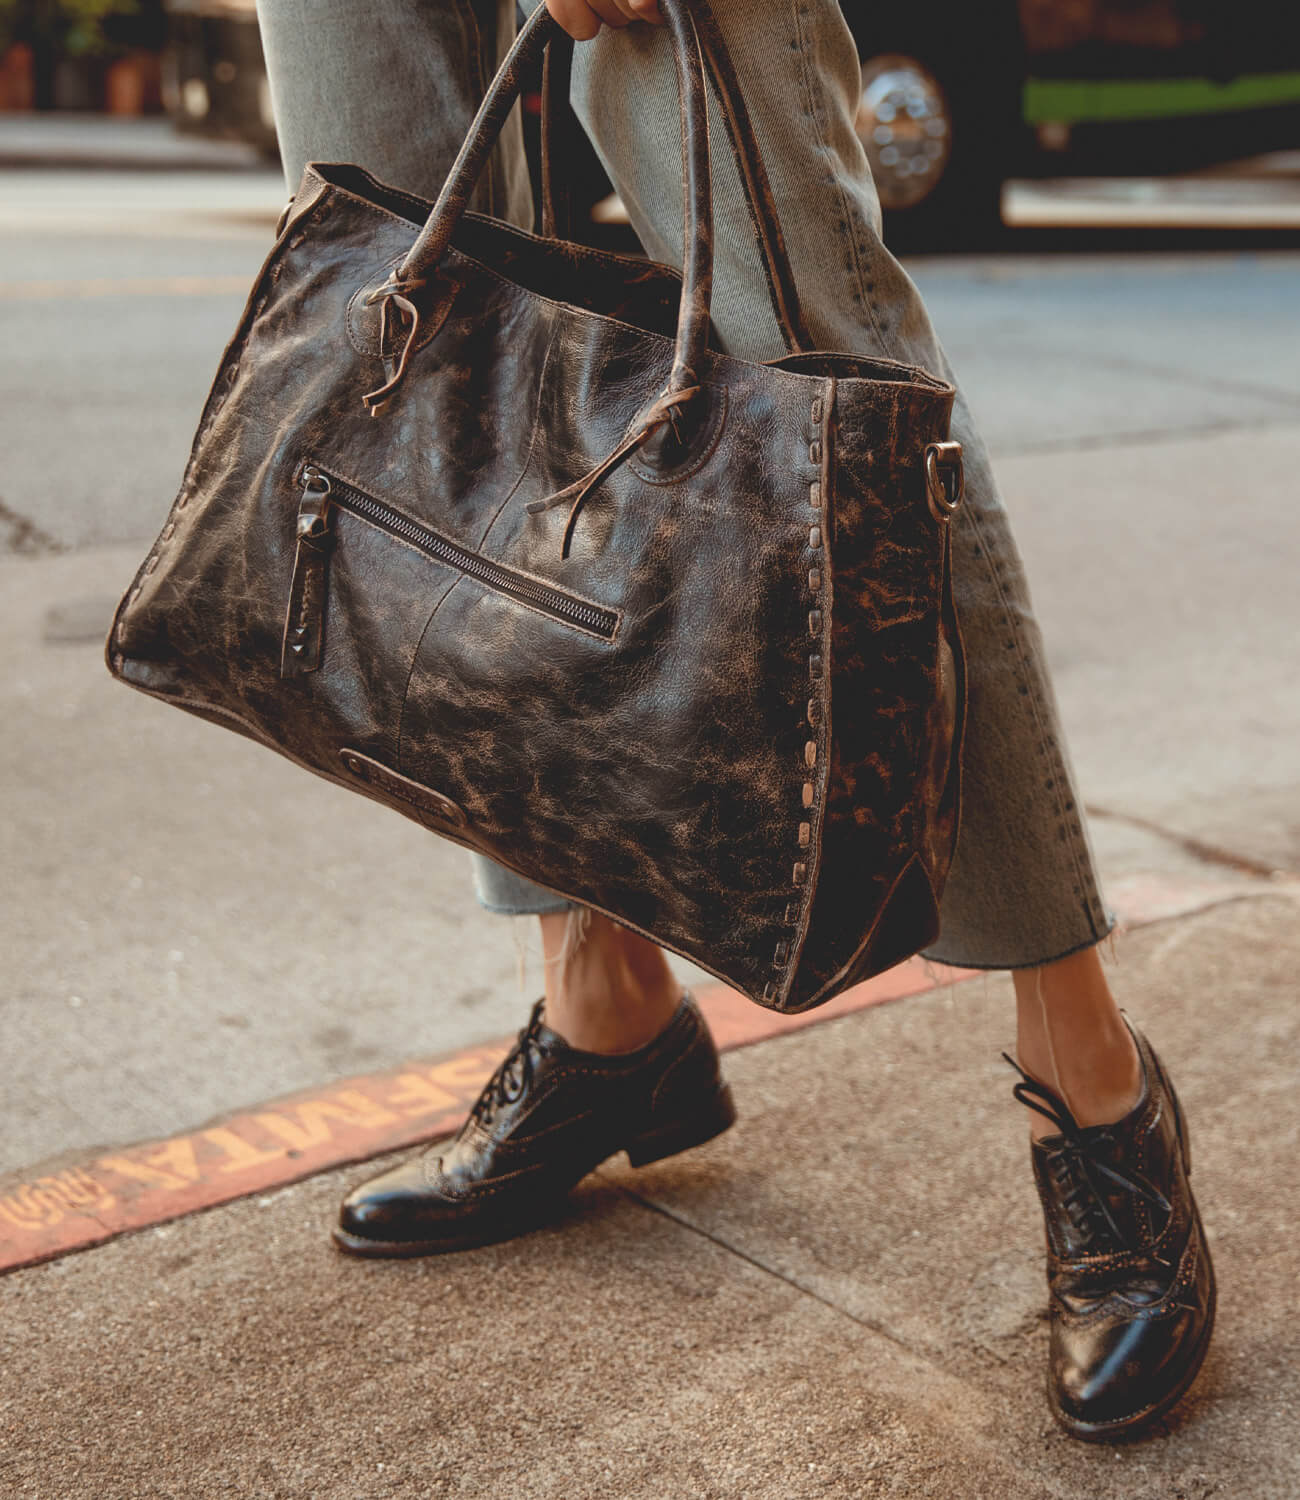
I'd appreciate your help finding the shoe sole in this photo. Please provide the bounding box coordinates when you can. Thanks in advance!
[330,1083,737,1260]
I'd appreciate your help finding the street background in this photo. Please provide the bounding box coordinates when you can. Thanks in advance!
[2,113,1299,1497]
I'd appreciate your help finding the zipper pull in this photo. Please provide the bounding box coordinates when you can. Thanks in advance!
[280,468,335,678]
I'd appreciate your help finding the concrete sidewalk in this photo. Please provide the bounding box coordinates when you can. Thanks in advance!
[2,890,1296,1498]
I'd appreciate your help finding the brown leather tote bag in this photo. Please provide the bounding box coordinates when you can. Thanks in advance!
[107,0,966,1014]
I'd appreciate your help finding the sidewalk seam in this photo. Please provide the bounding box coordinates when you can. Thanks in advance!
[996,412,1299,457]
[1088,803,1297,880]
[617,1185,931,1365]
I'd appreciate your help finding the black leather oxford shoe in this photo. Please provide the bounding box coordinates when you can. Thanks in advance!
[333,992,735,1257]
[1007,1023,1215,1440]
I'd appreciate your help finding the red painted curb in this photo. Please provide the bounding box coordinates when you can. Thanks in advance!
[0,871,1254,1276]
[0,955,972,1275]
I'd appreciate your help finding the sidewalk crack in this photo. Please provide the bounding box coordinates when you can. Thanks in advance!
[994,412,1297,458]
[0,495,64,556]
[1087,803,1295,880]
[1067,346,1300,410]
[614,1183,932,1366]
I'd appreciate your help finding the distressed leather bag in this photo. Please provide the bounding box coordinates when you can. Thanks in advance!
[107,0,965,1014]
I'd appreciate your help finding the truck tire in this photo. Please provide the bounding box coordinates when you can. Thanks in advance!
[850,11,1024,251]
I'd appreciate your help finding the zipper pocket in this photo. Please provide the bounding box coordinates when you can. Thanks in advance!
[280,461,621,678]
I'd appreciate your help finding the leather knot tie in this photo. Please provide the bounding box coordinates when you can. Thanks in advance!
[526,383,703,559]
[361,276,430,415]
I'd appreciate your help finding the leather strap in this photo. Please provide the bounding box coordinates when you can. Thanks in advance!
[539,33,573,243]
[397,1,710,399]
[393,0,814,399]
[662,0,711,392]
[538,0,812,353]
[688,0,813,352]
[396,5,557,288]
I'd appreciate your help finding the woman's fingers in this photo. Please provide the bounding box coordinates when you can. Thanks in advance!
[545,1,602,41]
[545,0,663,39]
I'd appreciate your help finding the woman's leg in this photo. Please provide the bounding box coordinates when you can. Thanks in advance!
[532,0,1121,1042]
[257,0,531,222]
[529,0,1211,1436]
[1013,949,1139,1136]
[258,1,735,1266]
[539,912,682,1052]
[258,0,669,1056]
[261,12,1209,1423]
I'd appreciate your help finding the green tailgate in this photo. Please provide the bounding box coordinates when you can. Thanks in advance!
[1024,72,1300,124]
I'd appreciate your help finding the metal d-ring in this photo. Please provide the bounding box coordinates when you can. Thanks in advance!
[924,441,964,522]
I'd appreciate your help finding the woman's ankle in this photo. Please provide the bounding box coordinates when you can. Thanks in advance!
[1013,947,1142,1138]
[1016,1025,1141,1138]
[539,909,681,1054]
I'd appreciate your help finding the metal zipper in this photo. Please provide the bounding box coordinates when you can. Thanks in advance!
[300,462,620,641]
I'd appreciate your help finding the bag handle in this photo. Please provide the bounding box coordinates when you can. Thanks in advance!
[382,0,711,408]
[538,0,813,354]
[539,29,574,243]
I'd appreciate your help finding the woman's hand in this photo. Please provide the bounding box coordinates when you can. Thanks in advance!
[545,0,664,42]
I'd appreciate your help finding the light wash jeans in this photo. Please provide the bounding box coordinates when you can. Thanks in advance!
[256,0,1114,970]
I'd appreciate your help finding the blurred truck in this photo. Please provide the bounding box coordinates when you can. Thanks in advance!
[161,0,1300,246]
[855,0,1300,243]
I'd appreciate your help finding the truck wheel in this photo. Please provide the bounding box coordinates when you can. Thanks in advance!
[854,47,1015,251]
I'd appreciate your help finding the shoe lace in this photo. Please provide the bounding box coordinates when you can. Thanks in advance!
[468,999,548,1128]
[1002,1054,1171,1254]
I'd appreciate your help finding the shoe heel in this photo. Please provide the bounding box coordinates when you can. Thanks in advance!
[625,1084,737,1168]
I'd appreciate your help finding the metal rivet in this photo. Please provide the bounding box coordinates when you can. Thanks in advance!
[804,740,817,768]
[144,555,159,575]
[807,697,819,726]
[809,609,822,636]
[808,568,822,591]
[763,981,777,1002]
[811,397,823,423]
[784,901,799,924]
[792,862,807,885]
[773,939,790,966]
[802,782,814,809]
[809,526,822,550]
[290,641,305,655]
[809,481,821,509]
[809,441,821,465]
[809,653,822,678]
[798,822,811,848]
[160,523,175,542]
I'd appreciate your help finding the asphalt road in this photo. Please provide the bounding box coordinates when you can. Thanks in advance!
[2,167,1298,1173]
